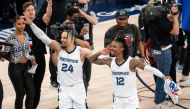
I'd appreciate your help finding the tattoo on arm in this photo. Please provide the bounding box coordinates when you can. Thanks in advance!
[89,51,101,63]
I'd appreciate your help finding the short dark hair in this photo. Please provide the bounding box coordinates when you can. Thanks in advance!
[23,2,35,11]
[66,8,80,17]
[12,16,21,24]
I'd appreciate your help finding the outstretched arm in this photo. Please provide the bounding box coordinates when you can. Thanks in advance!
[130,58,165,79]
[23,16,61,52]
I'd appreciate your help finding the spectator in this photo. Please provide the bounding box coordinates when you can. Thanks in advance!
[4,16,35,109]
[22,1,52,108]
[104,9,145,58]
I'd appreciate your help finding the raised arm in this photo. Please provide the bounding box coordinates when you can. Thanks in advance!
[79,9,98,25]
[88,48,112,66]
[42,0,52,25]
[23,16,61,52]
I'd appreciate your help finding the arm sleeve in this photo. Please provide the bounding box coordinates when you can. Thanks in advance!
[30,23,52,45]
[143,65,165,79]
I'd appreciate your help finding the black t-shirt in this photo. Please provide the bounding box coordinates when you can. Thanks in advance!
[104,24,142,57]
[25,17,47,55]
[75,16,93,46]
[37,0,67,39]
[148,17,173,50]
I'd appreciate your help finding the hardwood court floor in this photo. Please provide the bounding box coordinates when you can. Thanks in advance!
[1,15,190,109]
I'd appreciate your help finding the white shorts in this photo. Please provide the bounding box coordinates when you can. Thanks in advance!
[58,83,86,109]
[113,95,139,109]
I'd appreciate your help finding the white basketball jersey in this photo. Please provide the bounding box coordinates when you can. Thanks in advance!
[57,46,83,86]
[111,56,137,97]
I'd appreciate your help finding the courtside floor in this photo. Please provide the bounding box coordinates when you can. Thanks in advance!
[1,15,190,109]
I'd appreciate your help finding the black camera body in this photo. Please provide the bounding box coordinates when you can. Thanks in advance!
[142,1,180,22]
[0,51,10,59]
[66,0,85,10]
[0,42,13,59]
[50,21,76,42]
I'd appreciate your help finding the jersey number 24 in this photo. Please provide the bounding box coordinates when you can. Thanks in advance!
[62,63,73,73]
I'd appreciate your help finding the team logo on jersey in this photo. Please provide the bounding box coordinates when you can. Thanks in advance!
[124,35,132,46]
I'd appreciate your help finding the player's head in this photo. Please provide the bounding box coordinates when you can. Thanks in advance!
[23,2,36,20]
[60,30,75,49]
[115,9,129,27]
[111,35,128,59]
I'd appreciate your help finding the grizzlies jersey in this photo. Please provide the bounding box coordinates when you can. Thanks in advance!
[111,56,137,97]
[57,46,83,86]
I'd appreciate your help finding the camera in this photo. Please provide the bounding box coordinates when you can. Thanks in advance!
[66,0,85,10]
[50,21,77,42]
[142,1,181,22]
[0,41,13,59]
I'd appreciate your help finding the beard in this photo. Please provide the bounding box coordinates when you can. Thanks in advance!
[61,45,67,49]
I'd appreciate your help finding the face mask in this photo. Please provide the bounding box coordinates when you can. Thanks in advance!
[80,5,88,12]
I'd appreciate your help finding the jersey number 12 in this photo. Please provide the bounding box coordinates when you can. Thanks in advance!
[116,77,124,85]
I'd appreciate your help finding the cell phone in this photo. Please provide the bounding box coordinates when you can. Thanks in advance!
[83,23,89,28]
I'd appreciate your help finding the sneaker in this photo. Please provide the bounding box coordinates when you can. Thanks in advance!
[179,79,190,87]
[50,81,59,89]
[155,101,170,109]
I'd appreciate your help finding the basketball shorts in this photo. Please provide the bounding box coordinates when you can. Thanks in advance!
[113,95,139,109]
[58,83,86,109]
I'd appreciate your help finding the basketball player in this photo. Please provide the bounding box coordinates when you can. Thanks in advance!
[23,16,93,109]
[90,36,167,109]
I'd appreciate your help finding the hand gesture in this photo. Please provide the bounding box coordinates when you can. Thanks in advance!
[31,59,37,65]
[21,16,32,25]
[100,48,111,55]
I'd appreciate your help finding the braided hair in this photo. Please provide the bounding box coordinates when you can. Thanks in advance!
[113,34,129,60]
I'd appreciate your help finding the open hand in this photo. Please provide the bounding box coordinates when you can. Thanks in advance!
[100,48,111,55]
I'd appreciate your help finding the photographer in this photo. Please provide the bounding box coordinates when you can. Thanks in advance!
[67,0,98,93]
[65,7,92,93]
[146,1,179,108]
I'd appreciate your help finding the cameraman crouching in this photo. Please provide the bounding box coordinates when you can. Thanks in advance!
[147,2,179,108]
